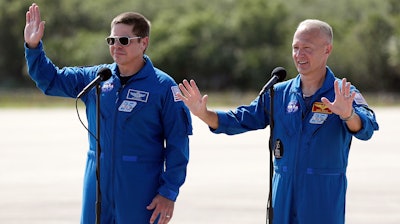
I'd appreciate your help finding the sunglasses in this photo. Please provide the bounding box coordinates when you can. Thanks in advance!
[105,36,142,46]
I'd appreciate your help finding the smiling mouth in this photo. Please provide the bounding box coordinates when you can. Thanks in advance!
[298,60,308,64]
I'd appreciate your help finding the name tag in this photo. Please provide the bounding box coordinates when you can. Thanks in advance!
[309,113,328,124]
[118,100,137,112]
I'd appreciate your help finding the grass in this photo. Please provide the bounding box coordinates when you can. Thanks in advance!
[0,88,399,108]
[0,89,78,108]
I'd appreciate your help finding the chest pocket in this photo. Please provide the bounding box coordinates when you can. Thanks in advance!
[275,100,301,137]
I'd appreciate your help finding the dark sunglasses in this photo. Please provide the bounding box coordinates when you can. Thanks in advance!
[105,36,142,46]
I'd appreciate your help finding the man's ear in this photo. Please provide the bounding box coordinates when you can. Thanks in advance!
[140,36,149,53]
[325,44,333,54]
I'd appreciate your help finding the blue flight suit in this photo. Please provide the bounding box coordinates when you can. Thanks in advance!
[213,67,379,224]
[25,42,192,224]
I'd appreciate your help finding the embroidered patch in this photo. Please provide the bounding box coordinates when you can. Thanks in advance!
[287,101,299,113]
[126,89,149,102]
[101,82,114,93]
[118,100,137,112]
[354,93,368,106]
[309,113,328,124]
[171,86,182,102]
[312,102,332,114]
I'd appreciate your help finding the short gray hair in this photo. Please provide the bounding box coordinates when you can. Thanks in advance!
[297,19,333,44]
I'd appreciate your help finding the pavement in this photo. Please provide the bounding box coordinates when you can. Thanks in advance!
[0,107,399,224]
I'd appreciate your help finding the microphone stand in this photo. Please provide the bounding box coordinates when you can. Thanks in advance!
[95,84,102,224]
[76,69,111,224]
[266,87,275,224]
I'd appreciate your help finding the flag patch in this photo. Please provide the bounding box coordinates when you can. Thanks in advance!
[171,86,182,102]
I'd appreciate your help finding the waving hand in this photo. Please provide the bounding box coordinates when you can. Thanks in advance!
[178,79,219,129]
[24,3,45,49]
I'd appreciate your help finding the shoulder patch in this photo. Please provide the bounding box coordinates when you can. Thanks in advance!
[171,86,182,102]
[354,93,368,106]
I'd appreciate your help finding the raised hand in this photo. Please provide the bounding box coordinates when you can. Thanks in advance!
[178,79,219,129]
[321,78,355,119]
[24,3,45,49]
[178,79,209,118]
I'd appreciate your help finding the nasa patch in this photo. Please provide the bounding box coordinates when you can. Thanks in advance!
[101,82,114,93]
[287,101,299,113]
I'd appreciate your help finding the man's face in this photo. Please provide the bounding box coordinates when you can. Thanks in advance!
[292,28,331,77]
[108,23,148,67]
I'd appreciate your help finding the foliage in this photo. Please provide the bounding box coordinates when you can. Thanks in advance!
[1,0,399,92]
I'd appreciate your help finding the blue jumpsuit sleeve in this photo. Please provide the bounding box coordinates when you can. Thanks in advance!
[24,41,95,98]
[213,95,269,135]
[338,85,379,140]
[158,83,192,201]
[350,105,379,140]
[334,82,379,140]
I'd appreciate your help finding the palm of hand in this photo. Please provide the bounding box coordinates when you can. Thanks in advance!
[24,4,44,48]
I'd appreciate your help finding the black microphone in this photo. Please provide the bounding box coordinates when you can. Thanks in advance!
[77,68,112,98]
[258,67,287,96]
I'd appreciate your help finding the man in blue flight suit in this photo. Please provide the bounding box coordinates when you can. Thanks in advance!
[177,19,379,224]
[24,3,192,224]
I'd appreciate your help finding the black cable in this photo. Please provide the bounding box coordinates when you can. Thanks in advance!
[75,97,97,140]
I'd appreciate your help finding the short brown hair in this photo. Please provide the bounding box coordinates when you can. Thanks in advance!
[111,12,151,38]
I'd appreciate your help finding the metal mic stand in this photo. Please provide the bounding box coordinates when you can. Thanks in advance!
[95,84,102,224]
[266,87,275,224]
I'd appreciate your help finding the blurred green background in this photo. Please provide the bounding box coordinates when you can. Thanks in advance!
[1,0,399,107]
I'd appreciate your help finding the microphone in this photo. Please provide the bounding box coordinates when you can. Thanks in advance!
[258,67,287,96]
[77,68,112,98]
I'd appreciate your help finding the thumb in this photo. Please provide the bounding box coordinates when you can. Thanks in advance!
[321,97,331,105]
[146,200,156,210]
[39,21,46,33]
[202,94,208,105]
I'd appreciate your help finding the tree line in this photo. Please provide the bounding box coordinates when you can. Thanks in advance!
[1,0,399,92]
